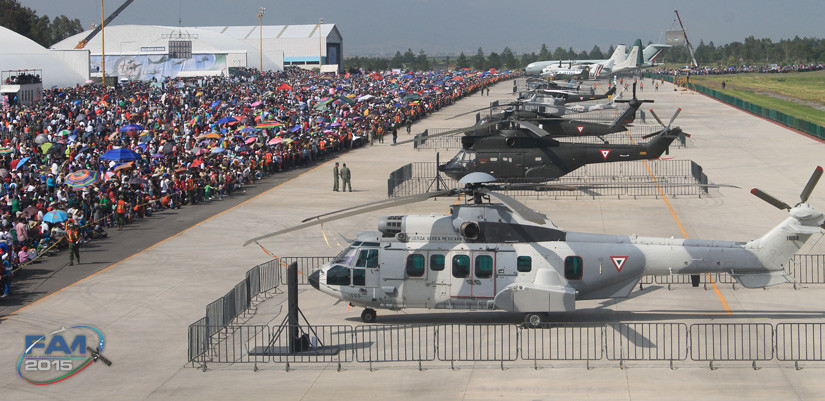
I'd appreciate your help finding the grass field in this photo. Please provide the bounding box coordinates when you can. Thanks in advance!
[688,71,825,126]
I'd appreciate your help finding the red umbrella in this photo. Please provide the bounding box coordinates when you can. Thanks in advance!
[276,83,292,91]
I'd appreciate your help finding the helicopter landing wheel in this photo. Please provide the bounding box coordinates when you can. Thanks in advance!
[361,308,377,323]
[523,312,547,328]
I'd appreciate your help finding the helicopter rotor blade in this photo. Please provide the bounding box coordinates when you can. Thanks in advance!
[800,166,823,203]
[751,188,792,210]
[667,108,682,128]
[243,189,455,246]
[649,108,666,127]
[511,119,551,138]
[477,188,547,225]
[392,120,499,146]
[446,102,518,120]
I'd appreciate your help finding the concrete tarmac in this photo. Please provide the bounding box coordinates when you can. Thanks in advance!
[2,77,825,400]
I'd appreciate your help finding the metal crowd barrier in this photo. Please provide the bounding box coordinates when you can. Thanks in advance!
[188,321,825,369]
[278,256,334,285]
[437,324,518,362]
[520,322,602,361]
[388,159,713,199]
[606,322,688,362]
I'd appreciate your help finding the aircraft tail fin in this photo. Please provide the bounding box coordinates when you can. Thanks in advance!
[747,167,825,271]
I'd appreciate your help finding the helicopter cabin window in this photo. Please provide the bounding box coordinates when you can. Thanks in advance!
[565,256,583,280]
[452,255,470,278]
[406,254,425,277]
[430,254,445,271]
[356,249,379,268]
[352,269,365,286]
[326,265,351,286]
[475,255,493,279]
[534,156,542,162]
[517,256,532,272]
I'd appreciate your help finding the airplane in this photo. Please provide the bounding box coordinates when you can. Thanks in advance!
[526,40,671,76]
[435,108,685,182]
[525,44,627,76]
[244,166,823,326]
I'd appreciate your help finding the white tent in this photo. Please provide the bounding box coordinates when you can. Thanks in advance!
[0,26,87,88]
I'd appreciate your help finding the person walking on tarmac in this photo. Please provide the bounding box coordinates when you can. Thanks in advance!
[340,163,352,192]
[116,196,127,230]
[66,221,80,265]
[333,162,340,191]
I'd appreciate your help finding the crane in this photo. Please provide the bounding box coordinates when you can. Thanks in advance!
[75,0,136,49]
[674,10,698,67]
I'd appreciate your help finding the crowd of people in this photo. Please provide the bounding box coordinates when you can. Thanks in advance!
[646,63,825,77]
[0,65,519,296]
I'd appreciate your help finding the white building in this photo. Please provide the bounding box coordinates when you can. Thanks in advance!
[52,24,283,81]
[197,24,343,72]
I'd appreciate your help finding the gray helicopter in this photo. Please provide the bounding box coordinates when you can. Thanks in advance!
[244,167,823,326]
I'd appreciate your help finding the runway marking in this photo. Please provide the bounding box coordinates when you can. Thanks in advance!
[642,160,731,313]
[1,161,332,320]
[629,131,732,314]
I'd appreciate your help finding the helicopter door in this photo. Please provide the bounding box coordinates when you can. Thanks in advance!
[471,251,496,298]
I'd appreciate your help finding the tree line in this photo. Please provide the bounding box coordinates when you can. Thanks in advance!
[346,36,825,72]
[0,0,84,48]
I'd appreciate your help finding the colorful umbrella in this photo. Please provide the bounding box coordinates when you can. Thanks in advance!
[65,169,99,190]
[210,147,226,154]
[0,147,13,155]
[255,121,284,130]
[198,132,222,140]
[267,137,283,145]
[119,124,144,132]
[100,148,141,162]
[43,210,69,224]
[215,116,238,124]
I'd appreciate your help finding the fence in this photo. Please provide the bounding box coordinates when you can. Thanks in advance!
[388,159,713,199]
[188,321,825,369]
[645,74,825,141]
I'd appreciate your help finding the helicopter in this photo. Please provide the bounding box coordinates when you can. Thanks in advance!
[244,167,824,326]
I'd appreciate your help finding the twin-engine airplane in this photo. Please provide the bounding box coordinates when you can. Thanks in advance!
[244,167,823,326]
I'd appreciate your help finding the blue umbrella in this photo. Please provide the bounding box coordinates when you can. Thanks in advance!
[215,116,237,124]
[100,148,141,162]
[291,125,301,132]
[43,210,68,224]
[14,157,30,170]
[210,147,226,154]
[237,127,256,133]
[119,124,144,132]
[210,100,222,109]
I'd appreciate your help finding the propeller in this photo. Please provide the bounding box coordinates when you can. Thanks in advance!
[750,166,823,210]
[641,108,688,140]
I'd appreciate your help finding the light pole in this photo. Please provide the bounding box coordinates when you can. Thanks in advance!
[101,0,106,85]
[318,18,323,71]
[257,7,265,72]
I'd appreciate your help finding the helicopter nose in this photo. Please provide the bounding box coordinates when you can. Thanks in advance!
[437,164,447,172]
[308,270,320,290]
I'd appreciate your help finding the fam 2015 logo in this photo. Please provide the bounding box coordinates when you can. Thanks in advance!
[17,325,112,385]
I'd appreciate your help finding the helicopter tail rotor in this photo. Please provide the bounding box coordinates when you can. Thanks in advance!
[751,166,823,210]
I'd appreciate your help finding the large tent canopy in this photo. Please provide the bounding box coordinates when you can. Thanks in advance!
[0,26,87,88]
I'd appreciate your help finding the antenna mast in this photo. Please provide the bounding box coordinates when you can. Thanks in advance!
[674,10,698,67]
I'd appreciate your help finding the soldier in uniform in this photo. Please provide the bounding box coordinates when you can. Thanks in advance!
[333,162,340,191]
[66,221,80,265]
[340,163,352,192]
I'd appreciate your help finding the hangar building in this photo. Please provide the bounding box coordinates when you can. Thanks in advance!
[197,24,343,73]
[52,25,283,81]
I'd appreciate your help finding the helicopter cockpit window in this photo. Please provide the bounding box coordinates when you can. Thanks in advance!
[406,254,425,277]
[334,241,361,265]
[475,255,493,279]
[430,254,445,271]
[452,255,470,278]
[517,256,532,272]
[326,265,351,286]
[356,249,379,268]
[564,256,583,280]
[453,150,476,167]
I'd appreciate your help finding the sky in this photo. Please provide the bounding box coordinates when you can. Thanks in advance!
[21,0,825,56]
